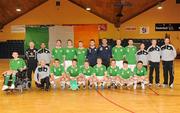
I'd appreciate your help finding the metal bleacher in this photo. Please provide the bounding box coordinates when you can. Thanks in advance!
[0,40,24,59]
[99,38,165,50]
[0,38,168,59]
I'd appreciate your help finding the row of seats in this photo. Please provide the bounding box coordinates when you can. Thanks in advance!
[0,40,24,58]
[0,39,166,59]
[99,38,165,50]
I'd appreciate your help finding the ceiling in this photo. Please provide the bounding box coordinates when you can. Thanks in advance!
[0,0,166,29]
[69,0,166,27]
[0,0,47,29]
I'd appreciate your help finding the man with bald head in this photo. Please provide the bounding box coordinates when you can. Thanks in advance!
[25,41,38,84]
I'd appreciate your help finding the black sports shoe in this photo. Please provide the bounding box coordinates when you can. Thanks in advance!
[88,85,92,89]
[83,85,86,89]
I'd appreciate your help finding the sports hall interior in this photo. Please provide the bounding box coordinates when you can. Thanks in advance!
[0,0,180,113]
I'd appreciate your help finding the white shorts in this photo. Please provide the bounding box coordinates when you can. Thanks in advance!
[85,76,91,79]
[116,60,123,69]
[70,77,76,80]
[96,76,104,80]
[64,60,72,71]
[128,64,136,71]
[54,76,61,80]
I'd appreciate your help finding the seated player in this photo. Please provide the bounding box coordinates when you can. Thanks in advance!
[34,60,50,91]
[133,61,148,90]
[2,52,26,91]
[107,59,120,89]
[118,61,134,89]
[93,58,108,89]
[79,60,94,89]
[50,59,67,89]
[66,59,82,89]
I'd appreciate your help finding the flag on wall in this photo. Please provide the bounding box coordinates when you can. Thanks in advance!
[48,26,74,51]
[24,25,99,51]
[24,27,49,50]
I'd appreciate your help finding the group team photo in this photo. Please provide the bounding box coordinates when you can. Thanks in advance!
[0,0,180,113]
[2,37,176,91]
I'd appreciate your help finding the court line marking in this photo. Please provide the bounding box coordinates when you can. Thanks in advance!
[148,87,160,96]
[96,90,135,113]
[110,88,180,97]
[112,89,157,96]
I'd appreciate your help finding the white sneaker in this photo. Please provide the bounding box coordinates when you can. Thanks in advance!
[170,84,174,89]
[133,84,137,90]
[53,84,56,89]
[10,84,15,89]
[61,84,65,90]
[141,83,145,90]
[148,83,152,86]
[50,81,55,84]
[156,83,161,87]
[162,84,168,88]
[2,85,8,91]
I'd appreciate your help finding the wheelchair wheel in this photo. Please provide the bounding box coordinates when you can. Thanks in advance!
[26,81,31,89]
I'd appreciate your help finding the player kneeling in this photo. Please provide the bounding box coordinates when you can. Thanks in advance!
[133,61,148,90]
[92,58,108,90]
[107,59,120,89]
[66,59,83,90]
[34,60,50,91]
[2,52,26,91]
[79,60,94,89]
[50,59,67,89]
[119,61,134,89]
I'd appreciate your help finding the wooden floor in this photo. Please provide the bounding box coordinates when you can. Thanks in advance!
[0,59,180,113]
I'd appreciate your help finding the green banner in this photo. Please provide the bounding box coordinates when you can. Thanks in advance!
[24,27,49,50]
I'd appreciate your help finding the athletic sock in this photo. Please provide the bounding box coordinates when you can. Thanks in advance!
[12,74,16,85]
[4,74,10,85]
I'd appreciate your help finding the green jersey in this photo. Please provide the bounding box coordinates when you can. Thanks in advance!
[124,46,137,64]
[76,48,87,66]
[119,68,133,79]
[93,65,106,76]
[107,66,119,76]
[79,66,94,76]
[50,65,65,76]
[133,66,147,77]
[64,47,76,60]
[10,58,26,71]
[112,46,124,61]
[66,66,79,77]
[52,47,64,62]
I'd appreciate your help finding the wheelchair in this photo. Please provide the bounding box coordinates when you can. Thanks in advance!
[2,69,31,93]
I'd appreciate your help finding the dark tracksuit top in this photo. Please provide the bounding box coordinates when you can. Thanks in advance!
[25,48,38,65]
[97,45,112,67]
[25,48,38,81]
[87,47,98,67]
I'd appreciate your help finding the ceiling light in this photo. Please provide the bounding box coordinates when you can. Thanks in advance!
[86,7,91,11]
[157,2,163,10]
[16,8,21,12]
